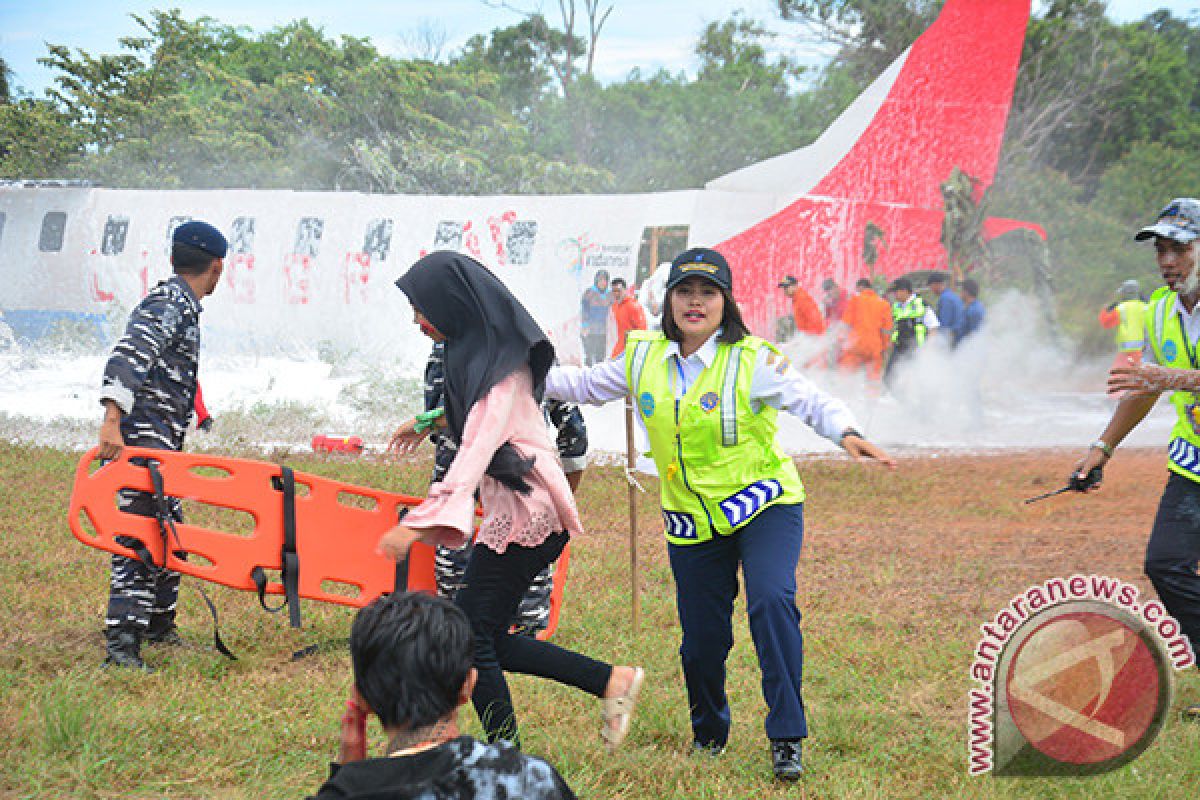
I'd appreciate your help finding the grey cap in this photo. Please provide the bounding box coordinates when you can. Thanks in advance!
[1135,198,1200,244]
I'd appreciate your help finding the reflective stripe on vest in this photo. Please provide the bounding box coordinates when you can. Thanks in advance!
[1168,438,1200,480]
[720,345,742,446]
[719,479,783,527]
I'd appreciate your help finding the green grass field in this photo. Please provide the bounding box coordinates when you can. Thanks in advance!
[1,442,1198,799]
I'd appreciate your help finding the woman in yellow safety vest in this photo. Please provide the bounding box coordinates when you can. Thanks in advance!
[545,247,895,781]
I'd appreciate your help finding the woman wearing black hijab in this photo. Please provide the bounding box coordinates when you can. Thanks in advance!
[380,251,643,751]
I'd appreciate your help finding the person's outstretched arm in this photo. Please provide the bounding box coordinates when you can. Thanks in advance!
[545,356,629,405]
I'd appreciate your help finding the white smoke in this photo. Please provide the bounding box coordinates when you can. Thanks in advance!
[0,289,1176,456]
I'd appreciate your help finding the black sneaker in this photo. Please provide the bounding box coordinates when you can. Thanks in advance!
[692,740,727,757]
[770,738,803,781]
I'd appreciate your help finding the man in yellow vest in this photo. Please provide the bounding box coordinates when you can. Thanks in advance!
[883,276,939,388]
[1098,279,1148,361]
[1077,198,1200,718]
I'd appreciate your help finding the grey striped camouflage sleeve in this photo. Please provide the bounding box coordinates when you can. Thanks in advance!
[100,296,178,413]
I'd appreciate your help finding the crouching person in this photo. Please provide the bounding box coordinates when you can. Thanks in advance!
[310,591,577,799]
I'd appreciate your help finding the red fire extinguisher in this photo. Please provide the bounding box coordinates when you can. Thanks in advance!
[312,434,364,455]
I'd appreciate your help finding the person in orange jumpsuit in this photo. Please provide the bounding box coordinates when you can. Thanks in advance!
[838,278,893,387]
[610,277,647,357]
[777,275,825,337]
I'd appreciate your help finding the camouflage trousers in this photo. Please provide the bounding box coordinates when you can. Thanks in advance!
[105,489,184,633]
[435,543,554,636]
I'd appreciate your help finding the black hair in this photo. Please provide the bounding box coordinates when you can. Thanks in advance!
[962,278,980,298]
[855,277,872,290]
[927,271,948,284]
[171,242,218,276]
[661,282,750,345]
[610,277,627,289]
[350,592,473,730]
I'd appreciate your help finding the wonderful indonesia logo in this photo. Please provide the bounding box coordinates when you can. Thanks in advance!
[967,575,1195,776]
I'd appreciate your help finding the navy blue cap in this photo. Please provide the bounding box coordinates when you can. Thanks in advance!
[173,220,228,259]
[667,247,732,291]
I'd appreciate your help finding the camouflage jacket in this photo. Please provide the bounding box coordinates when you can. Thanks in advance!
[424,342,588,482]
[100,275,202,451]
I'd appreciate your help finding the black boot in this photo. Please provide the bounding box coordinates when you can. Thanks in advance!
[146,615,183,647]
[770,738,803,781]
[103,626,148,669]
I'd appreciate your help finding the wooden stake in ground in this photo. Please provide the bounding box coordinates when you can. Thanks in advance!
[624,395,640,633]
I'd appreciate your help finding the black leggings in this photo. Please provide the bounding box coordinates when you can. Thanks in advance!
[455,531,611,745]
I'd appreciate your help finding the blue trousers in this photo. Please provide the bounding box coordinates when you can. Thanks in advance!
[667,502,808,745]
[1144,472,1200,656]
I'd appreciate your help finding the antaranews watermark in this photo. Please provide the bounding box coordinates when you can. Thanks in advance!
[967,574,1195,776]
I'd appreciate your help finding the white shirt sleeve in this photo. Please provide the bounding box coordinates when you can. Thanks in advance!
[923,307,941,330]
[750,350,859,443]
[545,357,630,405]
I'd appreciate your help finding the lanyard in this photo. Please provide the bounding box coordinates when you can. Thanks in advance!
[672,355,688,397]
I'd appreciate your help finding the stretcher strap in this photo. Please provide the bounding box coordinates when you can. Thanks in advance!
[253,466,302,629]
[392,507,409,595]
[145,460,236,660]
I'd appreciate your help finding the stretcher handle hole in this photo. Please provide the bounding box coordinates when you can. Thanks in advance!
[77,509,100,539]
[269,474,311,496]
[320,580,363,599]
[178,499,257,538]
[189,465,232,479]
[337,491,379,512]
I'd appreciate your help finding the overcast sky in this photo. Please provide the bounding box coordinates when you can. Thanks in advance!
[2,1,1197,95]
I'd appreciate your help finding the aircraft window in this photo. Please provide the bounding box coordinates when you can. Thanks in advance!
[363,218,393,260]
[433,221,462,249]
[39,211,67,252]
[166,216,193,253]
[231,216,256,254]
[101,216,130,256]
[294,217,324,257]
[507,220,538,265]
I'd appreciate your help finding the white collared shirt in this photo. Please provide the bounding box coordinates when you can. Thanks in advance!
[545,332,859,444]
[1143,294,1200,365]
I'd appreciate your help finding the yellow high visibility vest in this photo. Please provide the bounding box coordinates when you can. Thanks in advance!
[624,331,806,545]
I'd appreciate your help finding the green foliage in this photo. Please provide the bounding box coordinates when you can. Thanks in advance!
[777,0,943,86]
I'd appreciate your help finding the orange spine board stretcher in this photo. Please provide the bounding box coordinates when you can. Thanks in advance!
[68,447,569,640]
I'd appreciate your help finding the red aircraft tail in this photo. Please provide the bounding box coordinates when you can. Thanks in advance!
[712,0,1036,333]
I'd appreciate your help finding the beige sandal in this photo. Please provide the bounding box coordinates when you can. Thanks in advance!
[601,667,644,751]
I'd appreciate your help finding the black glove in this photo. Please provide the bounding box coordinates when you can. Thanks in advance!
[198,416,214,433]
[1068,466,1103,492]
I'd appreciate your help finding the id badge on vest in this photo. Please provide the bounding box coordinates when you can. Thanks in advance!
[1187,401,1200,436]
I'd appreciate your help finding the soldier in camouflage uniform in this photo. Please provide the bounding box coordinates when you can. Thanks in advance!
[97,220,227,668]
[424,341,588,636]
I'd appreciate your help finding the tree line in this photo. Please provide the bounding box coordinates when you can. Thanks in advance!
[2,0,1197,351]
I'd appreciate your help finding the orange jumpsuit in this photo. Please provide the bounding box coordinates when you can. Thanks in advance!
[791,288,826,335]
[838,288,892,382]
[611,294,648,357]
